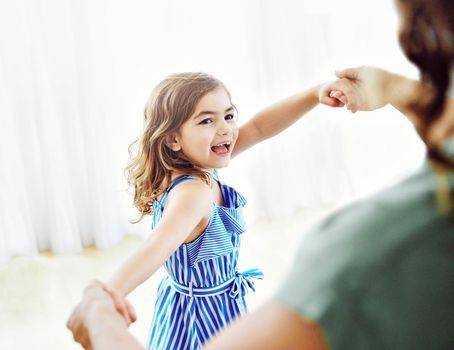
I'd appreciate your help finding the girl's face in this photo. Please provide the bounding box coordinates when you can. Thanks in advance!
[171,87,239,171]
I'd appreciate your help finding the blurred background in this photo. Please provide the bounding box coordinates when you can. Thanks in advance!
[0,0,425,349]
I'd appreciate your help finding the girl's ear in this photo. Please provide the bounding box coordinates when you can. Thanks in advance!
[165,133,181,151]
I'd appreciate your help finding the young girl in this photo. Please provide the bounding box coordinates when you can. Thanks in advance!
[105,72,323,350]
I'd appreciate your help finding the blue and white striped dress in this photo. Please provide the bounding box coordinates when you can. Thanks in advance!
[147,171,263,350]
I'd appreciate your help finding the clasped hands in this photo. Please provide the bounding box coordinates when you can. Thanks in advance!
[66,280,137,350]
[320,66,392,113]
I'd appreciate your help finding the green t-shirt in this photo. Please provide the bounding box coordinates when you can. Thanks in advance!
[278,162,454,349]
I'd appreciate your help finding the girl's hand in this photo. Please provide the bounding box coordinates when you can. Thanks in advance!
[102,285,137,326]
[318,82,347,108]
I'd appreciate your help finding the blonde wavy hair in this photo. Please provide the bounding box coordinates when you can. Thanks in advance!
[126,72,229,223]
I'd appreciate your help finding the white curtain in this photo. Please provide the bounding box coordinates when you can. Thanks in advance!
[0,0,425,263]
[0,0,131,264]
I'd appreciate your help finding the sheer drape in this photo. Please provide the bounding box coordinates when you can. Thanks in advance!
[0,0,132,263]
[0,0,425,263]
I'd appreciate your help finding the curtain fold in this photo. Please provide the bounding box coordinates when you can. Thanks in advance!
[0,0,132,264]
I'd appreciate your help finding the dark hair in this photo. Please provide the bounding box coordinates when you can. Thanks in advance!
[398,0,454,168]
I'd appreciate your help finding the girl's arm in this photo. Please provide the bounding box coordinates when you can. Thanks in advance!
[106,180,212,297]
[232,85,322,157]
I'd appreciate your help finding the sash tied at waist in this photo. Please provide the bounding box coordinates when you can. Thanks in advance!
[170,268,264,299]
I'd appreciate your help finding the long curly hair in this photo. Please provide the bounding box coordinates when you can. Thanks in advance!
[126,72,229,223]
[397,0,454,168]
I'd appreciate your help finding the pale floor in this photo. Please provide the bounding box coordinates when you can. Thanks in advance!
[0,208,331,350]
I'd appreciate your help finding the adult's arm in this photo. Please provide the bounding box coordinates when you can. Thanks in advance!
[203,300,329,350]
[320,66,427,118]
[320,66,454,147]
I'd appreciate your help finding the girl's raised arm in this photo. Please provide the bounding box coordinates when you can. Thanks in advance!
[232,85,324,157]
[106,180,212,297]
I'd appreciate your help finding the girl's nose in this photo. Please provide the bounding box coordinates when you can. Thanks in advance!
[218,128,229,136]
[217,121,232,135]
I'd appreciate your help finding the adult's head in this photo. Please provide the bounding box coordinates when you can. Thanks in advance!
[396,0,454,166]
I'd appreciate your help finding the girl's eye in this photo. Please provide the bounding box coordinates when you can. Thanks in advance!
[225,114,236,121]
[199,118,213,125]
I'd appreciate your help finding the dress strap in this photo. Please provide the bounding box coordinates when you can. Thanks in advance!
[211,169,219,182]
[158,175,196,207]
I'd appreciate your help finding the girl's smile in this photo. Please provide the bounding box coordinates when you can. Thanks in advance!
[211,141,232,156]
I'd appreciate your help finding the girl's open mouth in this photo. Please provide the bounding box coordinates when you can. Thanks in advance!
[211,142,231,155]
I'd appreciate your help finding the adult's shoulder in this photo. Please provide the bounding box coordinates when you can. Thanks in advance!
[286,169,436,295]
[277,164,454,348]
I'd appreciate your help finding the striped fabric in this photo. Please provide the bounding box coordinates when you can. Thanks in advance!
[147,171,263,350]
